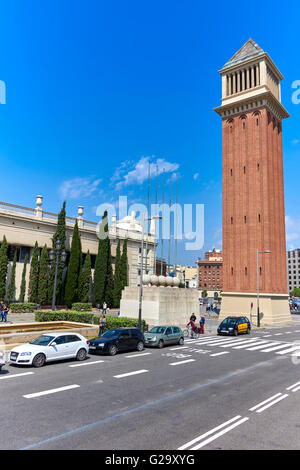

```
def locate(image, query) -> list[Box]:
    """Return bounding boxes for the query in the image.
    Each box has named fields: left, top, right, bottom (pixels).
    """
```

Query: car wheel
left=76, top=348, right=87, bottom=361
left=32, top=353, right=46, bottom=368
left=178, top=337, right=184, bottom=345
left=109, top=345, right=118, bottom=356
left=234, top=329, right=238, bottom=336
left=136, top=341, right=144, bottom=352
left=246, top=328, right=250, bottom=335
left=158, top=339, right=164, bottom=349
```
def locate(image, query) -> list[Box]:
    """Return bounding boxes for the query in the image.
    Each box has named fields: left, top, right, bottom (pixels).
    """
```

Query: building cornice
left=214, top=90, right=289, bottom=121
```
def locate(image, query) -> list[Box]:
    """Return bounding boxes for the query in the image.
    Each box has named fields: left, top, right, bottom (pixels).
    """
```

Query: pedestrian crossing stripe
left=184, top=335, right=300, bottom=357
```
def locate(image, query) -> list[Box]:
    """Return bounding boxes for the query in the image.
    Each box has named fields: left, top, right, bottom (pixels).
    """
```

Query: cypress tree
left=79, top=250, right=92, bottom=303
left=7, top=250, right=17, bottom=303
left=104, top=238, right=114, bottom=308
left=64, top=220, right=81, bottom=307
left=0, top=236, right=8, bottom=300
left=113, top=240, right=122, bottom=308
left=48, top=201, right=67, bottom=305
left=93, top=210, right=114, bottom=307
left=38, top=245, right=49, bottom=305
left=28, top=242, right=39, bottom=303
left=120, top=238, right=128, bottom=291
left=19, top=253, right=28, bottom=302
left=93, top=211, right=108, bottom=306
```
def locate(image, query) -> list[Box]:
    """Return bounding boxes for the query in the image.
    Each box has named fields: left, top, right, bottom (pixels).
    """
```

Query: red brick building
left=198, top=249, right=223, bottom=291
left=214, top=39, right=291, bottom=325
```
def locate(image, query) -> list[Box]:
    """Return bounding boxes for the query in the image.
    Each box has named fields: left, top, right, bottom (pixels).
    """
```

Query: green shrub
left=35, top=310, right=94, bottom=324
left=34, top=310, right=147, bottom=331
left=9, top=302, right=37, bottom=313
left=71, top=302, right=93, bottom=312
left=93, top=315, right=147, bottom=332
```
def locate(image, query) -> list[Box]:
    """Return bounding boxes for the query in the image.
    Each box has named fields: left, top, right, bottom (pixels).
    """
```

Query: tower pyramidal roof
left=222, top=38, right=264, bottom=69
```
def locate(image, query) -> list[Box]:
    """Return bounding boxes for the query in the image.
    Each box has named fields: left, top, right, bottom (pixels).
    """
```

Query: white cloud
left=193, top=173, right=199, bottom=181
left=59, top=177, right=102, bottom=200
left=111, top=156, right=180, bottom=190
left=292, top=139, right=300, bottom=145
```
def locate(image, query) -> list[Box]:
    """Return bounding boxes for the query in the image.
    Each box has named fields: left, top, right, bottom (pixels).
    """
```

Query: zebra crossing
left=183, top=335, right=300, bottom=358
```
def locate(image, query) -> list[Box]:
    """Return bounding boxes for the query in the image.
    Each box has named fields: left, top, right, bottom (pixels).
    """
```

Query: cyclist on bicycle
left=186, top=318, right=200, bottom=335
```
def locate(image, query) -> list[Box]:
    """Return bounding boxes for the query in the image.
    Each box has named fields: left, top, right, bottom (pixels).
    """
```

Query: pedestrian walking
left=199, top=315, right=205, bottom=334
left=98, top=313, right=106, bottom=336
left=102, top=301, right=107, bottom=314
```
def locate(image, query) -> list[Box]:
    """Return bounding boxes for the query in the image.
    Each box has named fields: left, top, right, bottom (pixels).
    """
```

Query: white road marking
left=232, top=341, right=266, bottom=349
left=169, top=359, right=196, bottom=366
left=261, top=343, right=294, bottom=352
left=254, top=394, right=289, bottom=413
left=125, top=353, right=152, bottom=358
left=0, top=372, right=34, bottom=380
left=274, top=333, right=283, bottom=336
left=219, top=338, right=260, bottom=348
left=276, top=346, right=300, bottom=355
left=191, top=417, right=249, bottom=450
left=210, top=351, right=230, bottom=357
left=249, top=393, right=282, bottom=411
left=23, top=384, right=80, bottom=399
left=113, top=370, right=148, bottom=378
left=286, top=381, right=300, bottom=391
left=245, top=342, right=279, bottom=351
left=69, top=360, right=105, bottom=367
left=262, top=335, right=273, bottom=338
left=169, top=346, right=190, bottom=350
left=178, top=415, right=243, bottom=450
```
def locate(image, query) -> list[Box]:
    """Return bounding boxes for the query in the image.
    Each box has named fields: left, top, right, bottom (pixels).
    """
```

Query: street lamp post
left=49, top=239, right=67, bottom=311
left=138, top=214, right=162, bottom=331
left=257, top=249, right=271, bottom=327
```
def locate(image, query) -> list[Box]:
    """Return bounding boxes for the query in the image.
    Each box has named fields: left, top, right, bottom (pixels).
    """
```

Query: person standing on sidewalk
left=199, top=315, right=205, bottom=334
left=98, top=313, right=106, bottom=336
left=0, top=302, right=9, bottom=323
left=102, top=301, right=107, bottom=314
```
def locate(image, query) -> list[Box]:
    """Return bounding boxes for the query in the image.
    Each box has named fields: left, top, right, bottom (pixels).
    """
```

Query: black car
left=217, top=316, right=251, bottom=336
left=88, top=328, right=145, bottom=356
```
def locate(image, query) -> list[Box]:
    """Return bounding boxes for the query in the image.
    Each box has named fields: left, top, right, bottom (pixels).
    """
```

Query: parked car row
left=1, top=316, right=251, bottom=370
left=2, top=325, right=185, bottom=368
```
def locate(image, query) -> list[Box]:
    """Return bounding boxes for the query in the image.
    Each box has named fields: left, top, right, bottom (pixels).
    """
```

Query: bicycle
left=183, top=327, right=200, bottom=339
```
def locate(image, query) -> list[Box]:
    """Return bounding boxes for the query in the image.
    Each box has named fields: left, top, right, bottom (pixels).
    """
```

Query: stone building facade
left=0, top=197, right=156, bottom=302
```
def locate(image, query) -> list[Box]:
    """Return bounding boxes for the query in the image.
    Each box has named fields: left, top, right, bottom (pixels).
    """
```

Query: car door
left=48, top=335, right=69, bottom=360
left=117, top=330, right=131, bottom=351
left=172, top=327, right=181, bottom=344
left=165, top=327, right=173, bottom=345
left=64, top=335, right=82, bottom=358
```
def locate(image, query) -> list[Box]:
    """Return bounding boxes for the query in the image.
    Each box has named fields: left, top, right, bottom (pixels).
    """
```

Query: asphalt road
left=1, top=317, right=300, bottom=450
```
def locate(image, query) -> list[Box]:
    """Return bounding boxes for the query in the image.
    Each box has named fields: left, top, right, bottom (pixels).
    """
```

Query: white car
left=0, top=349, right=6, bottom=370
left=9, top=332, right=89, bottom=367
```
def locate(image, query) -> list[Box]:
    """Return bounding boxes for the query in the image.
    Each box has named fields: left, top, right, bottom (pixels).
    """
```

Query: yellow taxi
left=217, top=316, right=251, bottom=336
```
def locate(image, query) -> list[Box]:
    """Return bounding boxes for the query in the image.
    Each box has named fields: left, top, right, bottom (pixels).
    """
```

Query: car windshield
left=30, top=335, right=55, bottom=346
left=221, top=318, right=237, bottom=327
left=102, top=329, right=120, bottom=338
left=149, top=327, right=166, bottom=334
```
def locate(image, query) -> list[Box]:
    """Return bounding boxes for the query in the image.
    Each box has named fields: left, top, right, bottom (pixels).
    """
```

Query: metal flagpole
left=175, top=173, right=178, bottom=275
left=168, top=172, right=172, bottom=275
left=153, top=164, right=158, bottom=275
left=160, top=169, right=165, bottom=276
left=145, top=162, right=150, bottom=274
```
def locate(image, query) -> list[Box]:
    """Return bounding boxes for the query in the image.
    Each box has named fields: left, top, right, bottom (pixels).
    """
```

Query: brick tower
left=215, top=39, right=291, bottom=326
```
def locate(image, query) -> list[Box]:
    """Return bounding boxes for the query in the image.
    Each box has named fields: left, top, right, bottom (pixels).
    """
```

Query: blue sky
left=0, top=0, right=300, bottom=266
